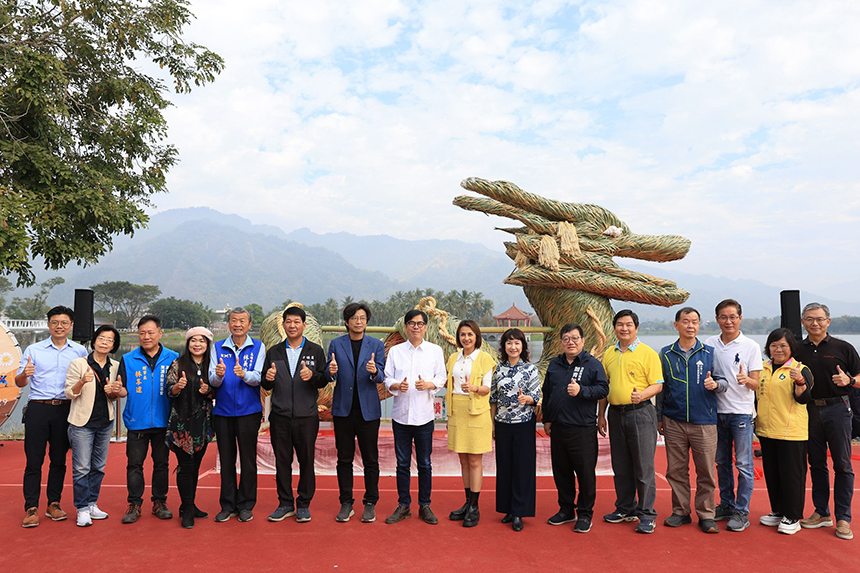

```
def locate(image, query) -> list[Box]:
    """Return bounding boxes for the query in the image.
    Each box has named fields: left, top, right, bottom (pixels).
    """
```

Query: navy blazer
left=326, top=335, right=386, bottom=420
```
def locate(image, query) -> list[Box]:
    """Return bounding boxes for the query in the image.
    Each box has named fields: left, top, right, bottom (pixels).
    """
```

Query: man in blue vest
left=325, top=302, right=386, bottom=523
left=209, top=307, right=266, bottom=523
left=120, top=315, right=179, bottom=524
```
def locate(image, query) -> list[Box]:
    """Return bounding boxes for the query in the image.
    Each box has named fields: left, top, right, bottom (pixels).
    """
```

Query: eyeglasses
left=49, top=320, right=71, bottom=327
left=561, top=336, right=582, bottom=344
left=406, top=321, right=427, bottom=328
left=802, top=317, right=829, bottom=324
left=717, top=315, right=740, bottom=322
left=349, top=316, right=367, bottom=322
left=96, top=336, right=115, bottom=343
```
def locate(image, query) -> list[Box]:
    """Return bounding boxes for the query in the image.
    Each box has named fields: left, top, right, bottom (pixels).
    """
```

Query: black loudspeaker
left=780, top=290, right=802, bottom=341
left=72, top=288, right=95, bottom=343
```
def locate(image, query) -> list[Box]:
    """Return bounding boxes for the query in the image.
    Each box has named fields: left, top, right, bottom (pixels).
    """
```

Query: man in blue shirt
left=119, top=315, right=179, bottom=524
left=16, top=305, right=87, bottom=528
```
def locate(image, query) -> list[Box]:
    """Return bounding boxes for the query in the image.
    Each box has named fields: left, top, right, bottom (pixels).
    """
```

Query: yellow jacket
left=755, top=358, right=813, bottom=441
left=446, top=349, right=496, bottom=416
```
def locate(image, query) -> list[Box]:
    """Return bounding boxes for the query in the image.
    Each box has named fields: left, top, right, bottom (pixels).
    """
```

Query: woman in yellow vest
left=446, top=320, right=496, bottom=527
left=755, top=328, right=813, bottom=535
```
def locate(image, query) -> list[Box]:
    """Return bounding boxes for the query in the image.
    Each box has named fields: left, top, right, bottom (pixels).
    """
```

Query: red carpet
left=1, top=440, right=858, bottom=572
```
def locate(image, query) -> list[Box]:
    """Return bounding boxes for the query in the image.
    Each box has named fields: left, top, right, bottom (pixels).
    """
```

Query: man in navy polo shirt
left=209, top=307, right=266, bottom=523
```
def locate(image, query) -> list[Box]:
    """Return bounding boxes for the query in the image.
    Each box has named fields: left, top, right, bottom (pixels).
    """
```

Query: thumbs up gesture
left=23, top=355, right=34, bottom=378
left=416, top=375, right=430, bottom=391
left=790, top=366, right=805, bottom=384
left=704, top=370, right=717, bottom=391
left=460, top=374, right=471, bottom=393
left=834, top=365, right=851, bottom=387
left=173, top=371, right=187, bottom=395
left=111, top=374, right=123, bottom=395
left=199, top=380, right=210, bottom=394
left=329, top=353, right=338, bottom=376
left=81, top=367, right=95, bottom=385
left=518, top=387, right=530, bottom=405
left=216, top=357, right=226, bottom=378
left=736, top=364, right=750, bottom=386
left=567, top=377, right=580, bottom=397
left=631, top=387, right=643, bottom=404
left=366, top=353, right=377, bottom=375
left=399, top=377, right=409, bottom=393
left=233, top=361, right=245, bottom=379
left=299, top=360, right=312, bottom=382
left=266, top=362, right=277, bottom=382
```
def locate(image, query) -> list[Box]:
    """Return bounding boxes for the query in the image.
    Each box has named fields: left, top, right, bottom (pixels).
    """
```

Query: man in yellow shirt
left=598, top=309, right=663, bottom=534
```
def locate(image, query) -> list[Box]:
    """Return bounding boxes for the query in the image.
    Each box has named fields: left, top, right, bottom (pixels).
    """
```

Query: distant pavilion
left=493, top=304, right=533, bottom=328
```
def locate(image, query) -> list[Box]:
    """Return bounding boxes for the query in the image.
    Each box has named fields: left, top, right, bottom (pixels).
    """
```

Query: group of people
left=13, top=299, right=859, bottom=541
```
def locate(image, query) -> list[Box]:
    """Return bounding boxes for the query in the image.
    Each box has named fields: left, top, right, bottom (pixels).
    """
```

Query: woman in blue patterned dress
left=490, top=328, right=541, bottom=531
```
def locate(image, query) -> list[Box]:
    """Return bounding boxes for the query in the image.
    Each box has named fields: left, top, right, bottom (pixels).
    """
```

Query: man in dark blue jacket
left=658, top=307, right=726, bottom=534
left=325, top=302, right=386, bottom=524
left=209, top=307, right=266, bottom=523
left=542, top=323, right=609, bottom=533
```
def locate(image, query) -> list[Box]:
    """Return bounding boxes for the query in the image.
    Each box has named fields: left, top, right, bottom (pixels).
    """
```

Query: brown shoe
left=152, top=501, right=173, bottom=520
left=122, top=503, right=142, bottom=524
left=836, top=520, right=854, bottom=540
left=22, top=507, right=39, bottom=528
left=45, top=502, right=67, bottom=521
left=801, top=512, right=833, bottom=529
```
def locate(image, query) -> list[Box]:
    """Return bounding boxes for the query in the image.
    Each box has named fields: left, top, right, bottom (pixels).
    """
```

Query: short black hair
left=138, top=315, right=161, bottom=330
left=612, top=309, right=639, bottom=328
left=404, top=309, right=428, bottom=324
left=456, top=320, right=483, bottom=349
left=560, top=323, right=584, bottom=339
left=47, top=305, right=74, bottom=322
left=499, top=328, right=529, bottom=363
left=715, top=299, right=742, bottom=317
left=343, top=302, right=372, bottom=323
left=764, top=328, right=799, bottom=360
left=91, top=325, right=121, bottom=354
left=283, top=306, right=307, bottom=322
left=674, top=307, right=700, bottom=321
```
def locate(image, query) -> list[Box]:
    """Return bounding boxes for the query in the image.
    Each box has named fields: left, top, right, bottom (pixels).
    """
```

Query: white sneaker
left=778, top=517, right=801, bottom=535
left=89, top=503, right=109, bottom=520
left=76, top=508, right=92, bottom=527
left=759, top=512, right=782, bottom=527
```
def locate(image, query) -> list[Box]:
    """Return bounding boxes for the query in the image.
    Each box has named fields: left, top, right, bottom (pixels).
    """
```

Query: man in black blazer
left=261, top=307, right=326, bottom=524
left=326, top=302, right=386, bottom=523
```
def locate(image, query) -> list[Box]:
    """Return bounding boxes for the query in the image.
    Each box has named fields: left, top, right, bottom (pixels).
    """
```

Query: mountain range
left=10, top=207, right=860, bottom=321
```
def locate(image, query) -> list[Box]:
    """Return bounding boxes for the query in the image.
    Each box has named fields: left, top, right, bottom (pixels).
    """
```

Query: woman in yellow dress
left=446, top=320, right=496, bottom=527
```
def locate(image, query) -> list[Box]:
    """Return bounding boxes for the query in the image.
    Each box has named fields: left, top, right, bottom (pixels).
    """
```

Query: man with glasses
left=795, top=302, right=860, bottom=540
left=16, top=306, right=87, bottom=527
left=383, top=309, right=446, bottom=525
left=705, top=299, right=762, bottom=532
left=119, top=315, right=179, bottom=524
left=598, top=309, right=663, bottom=534
left=326, top=303, right=386, bottom=523
left=542, top=323, right=608, bottom=533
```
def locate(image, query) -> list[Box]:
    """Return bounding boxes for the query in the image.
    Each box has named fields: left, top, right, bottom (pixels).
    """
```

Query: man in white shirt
left=704, top=299, right=762, bottom=533
left=383, top=309, right=446, bottom=525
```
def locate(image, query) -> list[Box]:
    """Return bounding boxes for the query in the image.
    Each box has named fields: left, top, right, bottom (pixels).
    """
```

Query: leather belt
left=812, top=396, right=848, bottom=407
left=610, top=401, right=651, bottom=413
left=30, top=399, right=71, bottom=405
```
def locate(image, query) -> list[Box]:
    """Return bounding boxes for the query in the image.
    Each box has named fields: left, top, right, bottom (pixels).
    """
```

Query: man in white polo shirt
left=704, top=299, right=762, bottom=532
left=382, top=309, right=447, bottom=526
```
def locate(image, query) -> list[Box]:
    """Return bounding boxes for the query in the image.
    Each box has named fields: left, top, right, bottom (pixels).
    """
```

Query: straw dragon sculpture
left=258, top=178, right=691, bottom=420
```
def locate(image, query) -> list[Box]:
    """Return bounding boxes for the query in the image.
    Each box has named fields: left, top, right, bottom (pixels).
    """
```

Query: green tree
left=0, top=276, right=13, bottom=312
left=91, top=280, right=161, bottom=329
left=4, top=276, right=64, bottom=318
left=0, top=1, right=224, bottom=286
left=243, top=303, right=265, bottom=326
left=149, top=297, right=212, bottom=329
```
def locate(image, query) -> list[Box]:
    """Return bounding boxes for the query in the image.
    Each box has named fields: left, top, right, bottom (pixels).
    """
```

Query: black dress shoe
left=449, top=501, right=469, bottom=521
left=501, top=513, right=513, bottom=524
left=512, top=516, right=523, bottom=531
left=463, top=505, right=480, bottom=528
left=181, top=512, right=194, bottom=529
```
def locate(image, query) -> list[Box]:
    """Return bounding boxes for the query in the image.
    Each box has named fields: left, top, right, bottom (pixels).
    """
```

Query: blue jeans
left=392, top=420, right=433, bottom=507
left=68, top=422, right=113, bottom=509
left=715, top=413, right=754, bottom=514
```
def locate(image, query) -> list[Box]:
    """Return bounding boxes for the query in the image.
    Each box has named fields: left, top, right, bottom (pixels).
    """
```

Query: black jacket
left=261, top=338, right=327, bottom=418
left=542, top=352, right=609, bottom=427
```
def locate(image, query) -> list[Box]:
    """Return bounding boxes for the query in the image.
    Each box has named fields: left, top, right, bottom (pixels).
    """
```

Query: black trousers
left=333, top=409, right=380, bottom=505
left=126, top=428, right=170, bottom=505
left=269, top=413, right=319, bottom=509
left=23, top=401, right=71, bottom=510
left=495, top=420, right=536, bottom=517
left=170, top=444, right=207, bottom=510
left=759, top=436, right=807, bottom=521
left=213, top=413, right=259, bottom=512
left=550, top=423, right=598, bottom=519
